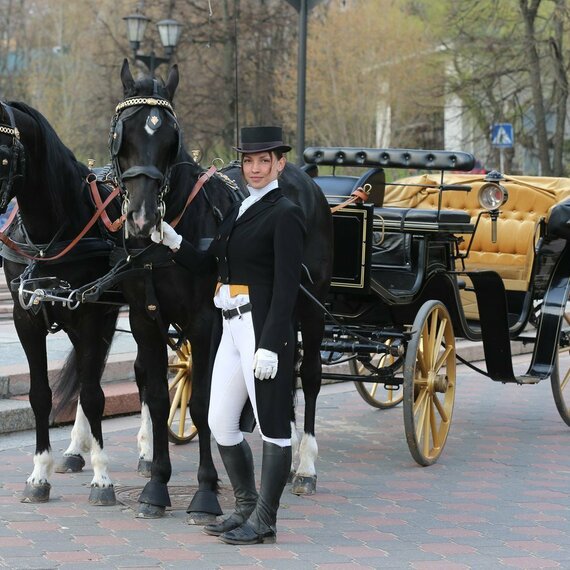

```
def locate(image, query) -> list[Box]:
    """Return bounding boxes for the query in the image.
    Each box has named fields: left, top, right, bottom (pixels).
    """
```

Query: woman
left=151, top=126, right=305, bottom=545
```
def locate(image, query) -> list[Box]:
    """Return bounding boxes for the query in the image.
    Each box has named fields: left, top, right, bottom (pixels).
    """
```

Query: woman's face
left=242, top=151, right=286, bottom=189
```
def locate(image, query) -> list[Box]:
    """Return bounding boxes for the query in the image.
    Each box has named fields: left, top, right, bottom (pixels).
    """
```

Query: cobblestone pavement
left=1, top=354, right=570, bottom=569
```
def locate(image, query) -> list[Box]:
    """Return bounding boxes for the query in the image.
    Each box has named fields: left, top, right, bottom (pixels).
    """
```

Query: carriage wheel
left=350, top=346, right=403, bottom=409
left=551, top=311, right=570, bottom=426
left=167, top=340, right=198, bottom=445
left=403, top=300, right=456, bottom=466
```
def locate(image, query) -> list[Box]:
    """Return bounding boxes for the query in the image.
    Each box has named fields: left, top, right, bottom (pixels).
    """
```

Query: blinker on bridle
left=109, top=94, right=180, bottom=237
left=0, top=101, right=26, bottom=211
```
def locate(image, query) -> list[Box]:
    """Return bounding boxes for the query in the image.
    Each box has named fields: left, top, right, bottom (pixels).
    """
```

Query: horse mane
left=124, top=76, right=172, bottom=101
left=8, top=100, right=89, bottom=226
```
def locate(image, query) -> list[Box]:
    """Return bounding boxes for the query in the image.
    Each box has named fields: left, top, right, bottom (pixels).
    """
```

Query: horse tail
left=52, top=348, right=81, bottom=421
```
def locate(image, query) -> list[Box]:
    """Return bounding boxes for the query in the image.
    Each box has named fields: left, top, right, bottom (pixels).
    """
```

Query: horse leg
left=72, top=313, right=117, bottom=506
left=185, top=332, right=221, bottom=525
left=291, top=313, right=323, bottom=496
left=130, top=318, right=172, bottom=519
left=15, top=313, right=53, bottom=503
left=137, top=398, right=153, bottom=478
left=54, top=402, right=89, bottom=473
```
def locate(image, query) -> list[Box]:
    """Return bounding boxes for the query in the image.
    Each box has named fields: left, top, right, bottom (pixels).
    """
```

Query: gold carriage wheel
left=350, top=344, right=403, bottom=409
left=403, top=300, right=456, bottom=466
left=167, top=340, right=198, bottom=445
left=551, top=310, right=570, bottom=427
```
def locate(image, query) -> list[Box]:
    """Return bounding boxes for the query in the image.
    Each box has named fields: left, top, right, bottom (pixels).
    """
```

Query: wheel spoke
left=418, top=334, right=428, bottom=376
left=178, top=376, right=191, bottom=437
left=431, top=316, right=446, bottom=363
left=168, top=374, right=185, bottom=424
left=168, top=369, right=185, bottom=392
left=432, top=393, right=448, bottom=423
left=434, top=344, right=453, bottom=375
left=415, top=389, right=429, bottom=442
left=429, top=398, right=440, bottom=450
left=422, top=398, right=431, bottom=457
left=413, top=384, right=428, bottom=416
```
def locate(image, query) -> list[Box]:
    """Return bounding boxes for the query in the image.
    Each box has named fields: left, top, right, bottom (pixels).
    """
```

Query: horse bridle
left=109, top=89, right=181, bottom=234
left=0, top=101, right=26, bottom=211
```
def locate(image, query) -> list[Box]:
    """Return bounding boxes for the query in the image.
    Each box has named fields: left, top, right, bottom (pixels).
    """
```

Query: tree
left=442, top=0, right=569, bottom=175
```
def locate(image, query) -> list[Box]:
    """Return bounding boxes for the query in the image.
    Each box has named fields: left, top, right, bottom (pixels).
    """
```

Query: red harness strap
left=170, top=165, right=217, bottom=228
left=330, top=183, right=371, bottom=213
left=0, top=184, right=122, bottom=262
left=87, top=174, right=125, bottom=232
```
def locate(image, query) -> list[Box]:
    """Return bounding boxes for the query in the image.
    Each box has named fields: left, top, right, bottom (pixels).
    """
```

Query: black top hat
left=234, top=126, right=292, bottom=153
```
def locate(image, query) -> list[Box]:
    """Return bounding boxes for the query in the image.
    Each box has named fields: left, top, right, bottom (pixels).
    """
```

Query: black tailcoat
left=175, top=188, right=305, bottom=438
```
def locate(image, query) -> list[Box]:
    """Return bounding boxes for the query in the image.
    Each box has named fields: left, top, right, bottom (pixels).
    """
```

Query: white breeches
left=208, top=310, right=290, bottom=448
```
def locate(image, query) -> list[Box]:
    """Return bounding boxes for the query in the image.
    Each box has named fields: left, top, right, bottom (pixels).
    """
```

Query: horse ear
left=120, top=58, right=135, bottom=95
left=165, top=65, right=179, bottom=101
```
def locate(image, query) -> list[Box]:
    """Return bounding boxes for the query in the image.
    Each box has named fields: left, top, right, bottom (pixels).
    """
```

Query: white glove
left=253, top=348, right=279, bottom=380
left=150, top=221, right=182, bottom=251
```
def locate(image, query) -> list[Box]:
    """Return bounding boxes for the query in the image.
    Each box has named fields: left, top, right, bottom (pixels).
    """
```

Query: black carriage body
left=307, top=146, right=570, bottom=389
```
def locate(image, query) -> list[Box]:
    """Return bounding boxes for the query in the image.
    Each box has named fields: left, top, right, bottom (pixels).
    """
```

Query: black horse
left=0, top=101, right=120, bottom=505
left=114, top=59, right=332, bottom=516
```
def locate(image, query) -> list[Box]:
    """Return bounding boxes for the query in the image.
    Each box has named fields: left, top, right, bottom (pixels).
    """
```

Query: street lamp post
left=123, top=12, right=183, bottom=76
left=285, top=0, right=324, bottom=165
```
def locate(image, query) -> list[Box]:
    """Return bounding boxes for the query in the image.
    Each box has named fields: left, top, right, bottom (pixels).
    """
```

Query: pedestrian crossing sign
left=491, top=123, right=514, bottom=148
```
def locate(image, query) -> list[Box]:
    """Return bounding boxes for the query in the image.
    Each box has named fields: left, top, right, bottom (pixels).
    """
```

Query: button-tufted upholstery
left=384, top=173, right=570, bottom=318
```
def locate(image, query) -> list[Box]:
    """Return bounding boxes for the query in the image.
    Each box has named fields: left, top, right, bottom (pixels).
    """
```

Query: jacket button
left=215, top=256, right=219, bottom=261
left=284, top=342, right=288, bottom=346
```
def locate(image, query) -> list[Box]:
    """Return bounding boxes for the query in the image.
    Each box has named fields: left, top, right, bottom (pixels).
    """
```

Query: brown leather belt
left=221, top=302, right=252, bottom=320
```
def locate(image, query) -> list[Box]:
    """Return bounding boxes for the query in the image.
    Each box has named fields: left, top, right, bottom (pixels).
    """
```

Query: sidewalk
left=1, top=358, right=569, bottom=569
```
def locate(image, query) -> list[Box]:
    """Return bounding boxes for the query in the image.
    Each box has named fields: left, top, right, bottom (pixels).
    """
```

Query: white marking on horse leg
left=27, top=450, right=54, bottom=485
left=131, top=200, right=148, bottom=231
left=90, top=439, right=113, bottom=488
left=137, top=402, right=153, bottom=462
left=296, top=433, right=318, bottom=477
left=290, top=421, right=300, bottom=470
left=63, top=401, right=92, bottom=455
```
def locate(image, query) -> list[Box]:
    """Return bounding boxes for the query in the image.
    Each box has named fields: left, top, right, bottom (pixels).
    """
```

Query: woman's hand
left=253, top=348, right=279, bottom=380
left=151, top=221, right=182, bottom=251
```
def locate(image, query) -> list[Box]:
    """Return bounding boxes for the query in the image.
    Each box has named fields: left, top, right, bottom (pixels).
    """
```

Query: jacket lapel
left=234, top=188, right=281, bottom=226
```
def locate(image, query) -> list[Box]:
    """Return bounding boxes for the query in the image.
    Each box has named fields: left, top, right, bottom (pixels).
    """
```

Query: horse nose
left=127, top=200, right=157, bottom=236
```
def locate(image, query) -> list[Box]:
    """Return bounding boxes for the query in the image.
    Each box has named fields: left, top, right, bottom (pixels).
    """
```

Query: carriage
left=299, top=146, right=570, bottom=466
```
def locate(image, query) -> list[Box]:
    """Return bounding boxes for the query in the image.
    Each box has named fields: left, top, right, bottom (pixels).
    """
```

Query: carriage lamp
left=478, top=171, right=508, bottom=243
left=123, top=12, right=182, bottom=75
left=478, top=171, right=508, bottom=211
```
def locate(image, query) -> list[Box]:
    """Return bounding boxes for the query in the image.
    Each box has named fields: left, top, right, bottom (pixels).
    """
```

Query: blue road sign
left=491, top=123, right=514, bottom=148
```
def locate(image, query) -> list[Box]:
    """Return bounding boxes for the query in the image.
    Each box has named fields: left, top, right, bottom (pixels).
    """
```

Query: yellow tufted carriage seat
left=384, top=173, right=570, bottom=319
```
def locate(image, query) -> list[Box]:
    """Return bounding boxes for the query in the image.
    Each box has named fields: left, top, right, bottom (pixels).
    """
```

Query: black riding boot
left=203, top=440, right=258, bottom=536
left=220, top=442, right=292, bottom=545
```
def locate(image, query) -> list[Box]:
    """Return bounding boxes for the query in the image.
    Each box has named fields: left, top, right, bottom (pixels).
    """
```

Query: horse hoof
left=137, top=502, right=166, bottom=519
left=186, top=512, right=217, bottom=526
left=89, top=485, right=116, bottom=506
left=137, top=459, right=152, bottom=478
left=21, top=482, right=51, bottom=503
left=291, top=475, right=317, bottom=496
left=54, top=454, right=86, bottom=473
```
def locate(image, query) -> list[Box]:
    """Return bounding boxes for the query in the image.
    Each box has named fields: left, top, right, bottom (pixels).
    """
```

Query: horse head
left=0, top=102, right=26, bottom=213
left=112, top=59, right=180, bottom=237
